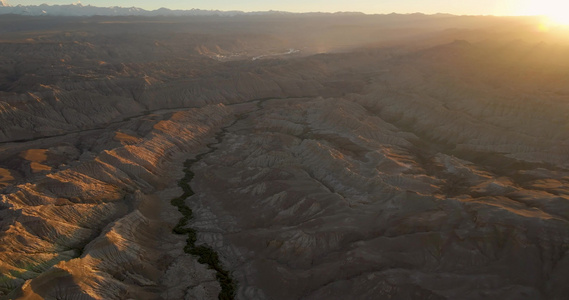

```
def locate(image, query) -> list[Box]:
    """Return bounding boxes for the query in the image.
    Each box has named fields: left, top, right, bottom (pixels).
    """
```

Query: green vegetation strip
left=171, top=157, right=236, bottom=300
left=169, top=101, right=286, bottom=299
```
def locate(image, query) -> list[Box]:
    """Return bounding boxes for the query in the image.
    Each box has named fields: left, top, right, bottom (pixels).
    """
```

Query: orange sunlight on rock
left=0, top=168, right=14, bottom=187
left=30, top=162, right=52, bottom=173
left=20, top=149, right=48, bottom=163
left=114, top=131, right=142, bottom=145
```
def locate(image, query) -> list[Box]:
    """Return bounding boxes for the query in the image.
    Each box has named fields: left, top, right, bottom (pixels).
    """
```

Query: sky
left=2, top=0, right=558, bottom=16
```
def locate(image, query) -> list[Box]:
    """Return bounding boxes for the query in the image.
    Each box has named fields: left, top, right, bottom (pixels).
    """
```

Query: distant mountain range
left=0, top=2, right=365, bottom=16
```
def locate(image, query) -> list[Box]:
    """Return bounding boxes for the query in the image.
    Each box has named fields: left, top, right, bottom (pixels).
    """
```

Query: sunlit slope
left=1, top=14, right=569, bottom=300
left=188, top=43, right=569, bottom=299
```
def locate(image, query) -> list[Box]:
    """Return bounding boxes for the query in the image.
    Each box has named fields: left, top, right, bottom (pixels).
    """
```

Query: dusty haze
left=1, top=12, right=569, bottom=300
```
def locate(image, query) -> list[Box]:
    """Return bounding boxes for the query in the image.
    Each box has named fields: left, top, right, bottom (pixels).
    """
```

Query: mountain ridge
left=0, top=3, right=460, bottom=17
left=0, top=3, right=355, bottom=16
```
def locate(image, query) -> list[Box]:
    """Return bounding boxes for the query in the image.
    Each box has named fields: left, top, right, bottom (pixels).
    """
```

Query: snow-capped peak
left=0, top=0, right=10, bottom=7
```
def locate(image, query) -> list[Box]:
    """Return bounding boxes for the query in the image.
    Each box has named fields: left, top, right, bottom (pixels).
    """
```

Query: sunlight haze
left=3, top=0, right=569, bottom=298
left=5, top=0, right=568, bottom=16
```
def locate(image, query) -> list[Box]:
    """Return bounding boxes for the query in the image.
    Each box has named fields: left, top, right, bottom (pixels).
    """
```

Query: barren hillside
left=1, top=13, right=569, bottom=300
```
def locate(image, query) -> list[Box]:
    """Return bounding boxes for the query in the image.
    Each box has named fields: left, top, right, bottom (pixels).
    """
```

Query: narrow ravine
left=170, top=118, right=240, bottom=300
left=169, top=97, right=303, bottom=299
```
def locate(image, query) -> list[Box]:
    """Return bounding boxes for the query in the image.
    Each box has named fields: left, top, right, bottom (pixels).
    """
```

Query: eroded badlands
left=1, top=14, right=569, bottom=300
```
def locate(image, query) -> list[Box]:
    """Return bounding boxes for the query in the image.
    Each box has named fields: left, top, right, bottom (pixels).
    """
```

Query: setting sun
left=5, top=1, right=569, bottom=300
left=519, top=0, right=569, bottom=25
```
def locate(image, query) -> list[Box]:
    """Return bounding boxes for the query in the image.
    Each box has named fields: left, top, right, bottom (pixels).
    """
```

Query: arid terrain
left=1, top=12, right=569, bottom=300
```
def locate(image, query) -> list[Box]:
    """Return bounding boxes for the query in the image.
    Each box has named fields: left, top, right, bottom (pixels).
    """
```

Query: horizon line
left=0, top=3, right=550, bottom=18
left=0, top=2, right=552, bottom=18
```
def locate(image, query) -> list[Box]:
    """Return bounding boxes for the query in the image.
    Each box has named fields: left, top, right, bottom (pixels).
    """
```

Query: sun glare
left=519, top=0, right=569, bottom=26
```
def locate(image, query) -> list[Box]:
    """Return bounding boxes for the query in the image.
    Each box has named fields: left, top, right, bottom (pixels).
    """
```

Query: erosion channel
left=170, top=99, right=271, bottom=299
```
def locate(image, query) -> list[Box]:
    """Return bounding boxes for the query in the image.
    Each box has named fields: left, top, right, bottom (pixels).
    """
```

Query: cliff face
left=1, top=14, right=569, bottom=300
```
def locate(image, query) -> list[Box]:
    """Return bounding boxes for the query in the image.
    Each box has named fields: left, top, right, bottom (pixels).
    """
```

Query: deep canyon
left=1, top=12, right=569, bottom=299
